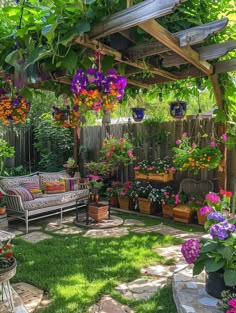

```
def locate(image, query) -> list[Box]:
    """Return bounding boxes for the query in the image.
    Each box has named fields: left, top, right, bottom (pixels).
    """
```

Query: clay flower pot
left=88, top=203, right=108, bottom=222
left=0, top=207, right=6, bottom=215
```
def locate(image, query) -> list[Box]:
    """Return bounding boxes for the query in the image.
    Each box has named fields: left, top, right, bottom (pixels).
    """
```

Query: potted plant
left=134, top=156, right=175, bottom=182
left=172, top=193, right=192, bottom=223
left=161, top=188, right=179, bottom=218
left=187, top=194, right=205, bottom=225
left=118, top=181, right=135, bottom=210
left=106, top=181, right=123, bottom=207
left=172, top=132, right=222, bottom=174
left=63, top=157, right=78, bottom=177
left=181, top=189, right=236, bottom=299
left=88, top=177, right=107, bottom=223
left=0, top=191, right=6, bottom=215
left=0, top=241, right=16, bottom=281
left=0, top=139, right=15, bottom=176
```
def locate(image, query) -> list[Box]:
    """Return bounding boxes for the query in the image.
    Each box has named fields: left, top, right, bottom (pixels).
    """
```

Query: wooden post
left=73, top=119, right=80, bottom=165
left=209, top=74, right=227, bottom=190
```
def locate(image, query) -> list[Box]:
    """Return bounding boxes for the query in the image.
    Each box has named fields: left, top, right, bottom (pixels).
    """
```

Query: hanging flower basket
left=71, top=68, right=127, bottom=113
left=0, top=88, right=31, bottom=125
left=52, top=104, right=80, bottom=128
left=169, top=101, right=187, bottom=119
left=132, top=108, right=145, bottom=122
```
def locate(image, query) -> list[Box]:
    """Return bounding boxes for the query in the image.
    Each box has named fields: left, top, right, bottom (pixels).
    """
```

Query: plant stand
left=173, top=205, right=194, bottom=223
left=138, top=198, right=155, bottom=215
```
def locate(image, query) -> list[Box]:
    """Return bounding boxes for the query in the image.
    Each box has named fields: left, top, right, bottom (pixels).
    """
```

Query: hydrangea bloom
left=207, top=212, right=226, bottom=222
left=199, top=206, right=214, bottom=216
left=181, top=239, right=200, bottom=264
left=210, top=221, right=236, bottom=240
left=206, top=193, right=220, bottom=204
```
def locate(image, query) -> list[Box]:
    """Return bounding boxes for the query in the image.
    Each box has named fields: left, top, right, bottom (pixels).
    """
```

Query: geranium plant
left=118, top=181, right=134, bottom=198
left=134, top=156, right=175, bottom=175
left=0, top=88, right=31, bottom=125
left=161, top=190, right=186, bottom=206
left=71, top=68, right=127, bottom=113
left=181, top=189, right=236, bottom=287
left=0, top=241, right=14, bottom=270
left=106, top=181, right=123, bottom=199
left=172, top=132, right=223, bottom=174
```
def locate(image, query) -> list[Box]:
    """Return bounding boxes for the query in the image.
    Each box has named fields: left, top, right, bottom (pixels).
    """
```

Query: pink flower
left=89, top=174, right=100, bottom=181
left=162, top=201, right=166, bottom=205
left=169, top=167, right=176, bottom=172
left=222, top=133, right=228, bottom=140
left=106, top=151, right=111, bottom=157
left=182, top=132, right=187, bottom=137
left=210, top=141, right=216, bottom=147
left=192, top=143, right=197, bottom=148
left=181, top=239, right=200, bottom=264
left=119, top=138, right=124, bottom=143
left=226, top=309, right=236, bottom=313
left=134, top=166, right=140, bottom=171
left=199, top=206, right=214, bottom=216
left=206, top=193, right=220, bottom=204
left=176, top=140, right=181, bottom=145
left=228, top=299, right=236, bottom=308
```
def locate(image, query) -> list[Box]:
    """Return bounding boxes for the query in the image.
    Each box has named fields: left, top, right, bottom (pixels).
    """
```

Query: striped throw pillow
left=60, top=177, right=78, bottom=191
left=44, top=181, right=66, bottom=194
left=7, top=187, right=33, bottom=201
left=21, top=181, right=42, bottom=198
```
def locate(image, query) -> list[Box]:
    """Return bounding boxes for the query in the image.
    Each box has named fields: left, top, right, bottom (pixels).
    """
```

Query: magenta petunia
left=206, top=193, right=220, bottom=204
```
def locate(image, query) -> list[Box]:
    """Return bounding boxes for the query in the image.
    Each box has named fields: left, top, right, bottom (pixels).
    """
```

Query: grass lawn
left=12, top=216, right=185, bottom=313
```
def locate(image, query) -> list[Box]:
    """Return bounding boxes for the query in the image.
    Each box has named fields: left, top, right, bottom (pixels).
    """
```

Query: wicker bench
left=0, top=172, right=90, bottom=233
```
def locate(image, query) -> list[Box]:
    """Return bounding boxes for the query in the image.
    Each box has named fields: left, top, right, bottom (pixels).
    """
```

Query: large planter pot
left=109, top=196, right=119, bottom=208
left=0, top=206, right=6, bottom=215
left=88, top=203, right=108, bottom=223
left=0, top=257, right=17, bottom=283
left=173, top=204, right=194, bottom=223
left=162, top=204, right=175, bottom=218
left=138, top=198, right=155, bottom=215
left=197, top=210, right=207, bottom=225
left=205, top=270, right=236, bottom=299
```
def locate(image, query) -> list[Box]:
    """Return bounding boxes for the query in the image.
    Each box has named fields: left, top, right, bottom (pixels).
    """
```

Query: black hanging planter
left=169, top=101, right=187, bottom=119
left=132, top=108, right=145, bottom=122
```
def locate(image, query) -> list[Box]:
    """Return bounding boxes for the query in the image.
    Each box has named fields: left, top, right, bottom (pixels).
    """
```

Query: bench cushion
left=23, top=189, right=89, bottom=211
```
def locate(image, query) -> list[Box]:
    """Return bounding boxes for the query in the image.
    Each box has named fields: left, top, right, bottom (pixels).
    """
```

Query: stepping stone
left=0, top=285, right=27, bottom=313
left=84, top=227, right=129, bottom=238
left=89, top=295, right=134, bottom=313
left=54, top=226, right=83, bottom=235
left=45, top=222, right=66, bottom=231
left=21, top=231, right=52, bottom=243
left=154, top=245, right=183, bottom=261
left=123, top=219, right=145, bottom=226
left=12, top=282, right=44, bottom=313
left=7, top=228, right=24, bottom=236
left=17, top=225, right=42, bottom=232
left=115, top=277, right=168, bottom=300
left=141, top=264, right=176, bottom=278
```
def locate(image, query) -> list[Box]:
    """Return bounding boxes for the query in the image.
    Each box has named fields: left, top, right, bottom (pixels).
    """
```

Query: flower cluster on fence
left=71, top=68, right=127, bottom=113
left=0, top=89, right=31, bottom=125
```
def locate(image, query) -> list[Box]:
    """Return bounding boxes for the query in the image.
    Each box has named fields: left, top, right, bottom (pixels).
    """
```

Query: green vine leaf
left=5, top=50, right=19, bottom=67
left=25, top=47, right=52, bottom=69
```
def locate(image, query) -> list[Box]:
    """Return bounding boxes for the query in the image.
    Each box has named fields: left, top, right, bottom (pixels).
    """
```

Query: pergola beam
left=89, top=0, right=186, bottom=39
left=162, top=40, right=236, bottom=67
left=139, top=19, right=213, bottom=75
left=126, top=18, right=228, bottom=59
left=74, top=35, right=177, bottom=80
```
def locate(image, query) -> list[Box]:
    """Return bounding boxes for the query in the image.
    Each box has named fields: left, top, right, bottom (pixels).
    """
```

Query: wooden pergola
left=1, top=0, right=235, bottom=188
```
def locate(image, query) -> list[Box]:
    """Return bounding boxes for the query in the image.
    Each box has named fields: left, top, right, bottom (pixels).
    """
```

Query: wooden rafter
left=74, top=35, right=177, bottom=80
left=162, top=40, right=236, bottom=67
left=89, top=0, right=186, bottom=39
left=126, top=18, right=228, bottom=59
left=139, top=19, right=213, bottom=75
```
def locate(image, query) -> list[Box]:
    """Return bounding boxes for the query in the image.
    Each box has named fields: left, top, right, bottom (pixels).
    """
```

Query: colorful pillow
left=21, top=181, right=43, bottom=198
left=60, top=177, right=78, bottom=191
left=7, top=187, right=33, bottom=201
left=44, top=181, right=66, bottom=194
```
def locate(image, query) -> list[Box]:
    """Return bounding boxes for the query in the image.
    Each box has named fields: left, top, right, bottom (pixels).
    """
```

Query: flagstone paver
left=123, top=219, right=145, bottom=226
left=45, top=222, right=65, bottom=231
left=20, top=231, right=52, bottom=243
left=115, top=277, right=168, bottom=300
left=12, top=283, right=44, bottom=313
left=54, top=226, right=83, bottom=235
left=0, top=287, right=27, bottom=313
left=6, top=228, right=24, bottom=236
left=84, top=227, right=129, bottom=238
left=74, top=214, right=123, bottom=229
left=89, top=295, right=134, bottom=313
left=141, top=264, right=176, bottom=278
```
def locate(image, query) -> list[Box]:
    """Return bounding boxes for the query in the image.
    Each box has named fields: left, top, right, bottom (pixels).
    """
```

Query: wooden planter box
left=109, top=196, right=119, bottom=208
left=138, top=197, right=155, bottom=215
left=197, top=210, right=207, bottom=225
left=162, top=204, right=175, bottom=218
left=118, top=197, right=130, bottom=210
left=173, top=204, right=194, bottom=223
left=135, top=172, right=173, bottom=182
left=88, top=203, right=108, bottom=223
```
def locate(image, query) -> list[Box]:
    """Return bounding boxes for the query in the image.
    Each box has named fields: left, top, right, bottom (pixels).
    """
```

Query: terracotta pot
left=162, top=204, right=175, bottom=218
left=109, top=196, right=119, bottom=207
left=173, top=204, right=194, bottom=223
left=0, top=207, right=6, bottom=215
left=138, top=197, right=155, bottom=215
left=118, top=197, right=130, bottom=210
left=88, top=203, right=108, bottom=223
left=197, top=210, right=207, bottom=225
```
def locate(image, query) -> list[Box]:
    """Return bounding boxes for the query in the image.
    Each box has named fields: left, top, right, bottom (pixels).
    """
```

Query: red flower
left=4, top=244, right=11, bottom=250
left=226, top=191, right=232, bottom=197
left=5, top=252, right=13, bottom=258
left=0, top=248, right=2, bottom=253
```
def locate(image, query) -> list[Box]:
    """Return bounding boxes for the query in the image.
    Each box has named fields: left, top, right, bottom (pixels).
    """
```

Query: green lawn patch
left=13, top=230, right=180, bottom=313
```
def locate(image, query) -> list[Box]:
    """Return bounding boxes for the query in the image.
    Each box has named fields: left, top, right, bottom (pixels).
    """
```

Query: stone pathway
left=20, top=231, right=52, bottom=243
left=89, top=295, right=134, bottom=313
left=74, top=214, right=124, bottom=229
left=84, top=227, right=129, bottom=238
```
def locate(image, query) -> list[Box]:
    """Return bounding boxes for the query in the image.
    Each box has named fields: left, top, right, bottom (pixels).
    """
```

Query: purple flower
left=199, top=206, right=213, bottom=216
left=207, top=212, right=225, bottom=222
left=210, top=221, right=236, bottom=240
left=206, top=193, right=220, bottom=204
left=181, top=239, right=200, bottom=264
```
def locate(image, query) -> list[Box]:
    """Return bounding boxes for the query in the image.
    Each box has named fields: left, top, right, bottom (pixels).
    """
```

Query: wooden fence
left=80, top=119, right=236, bottom=193
left=2, top=118, right=236, bottom=193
